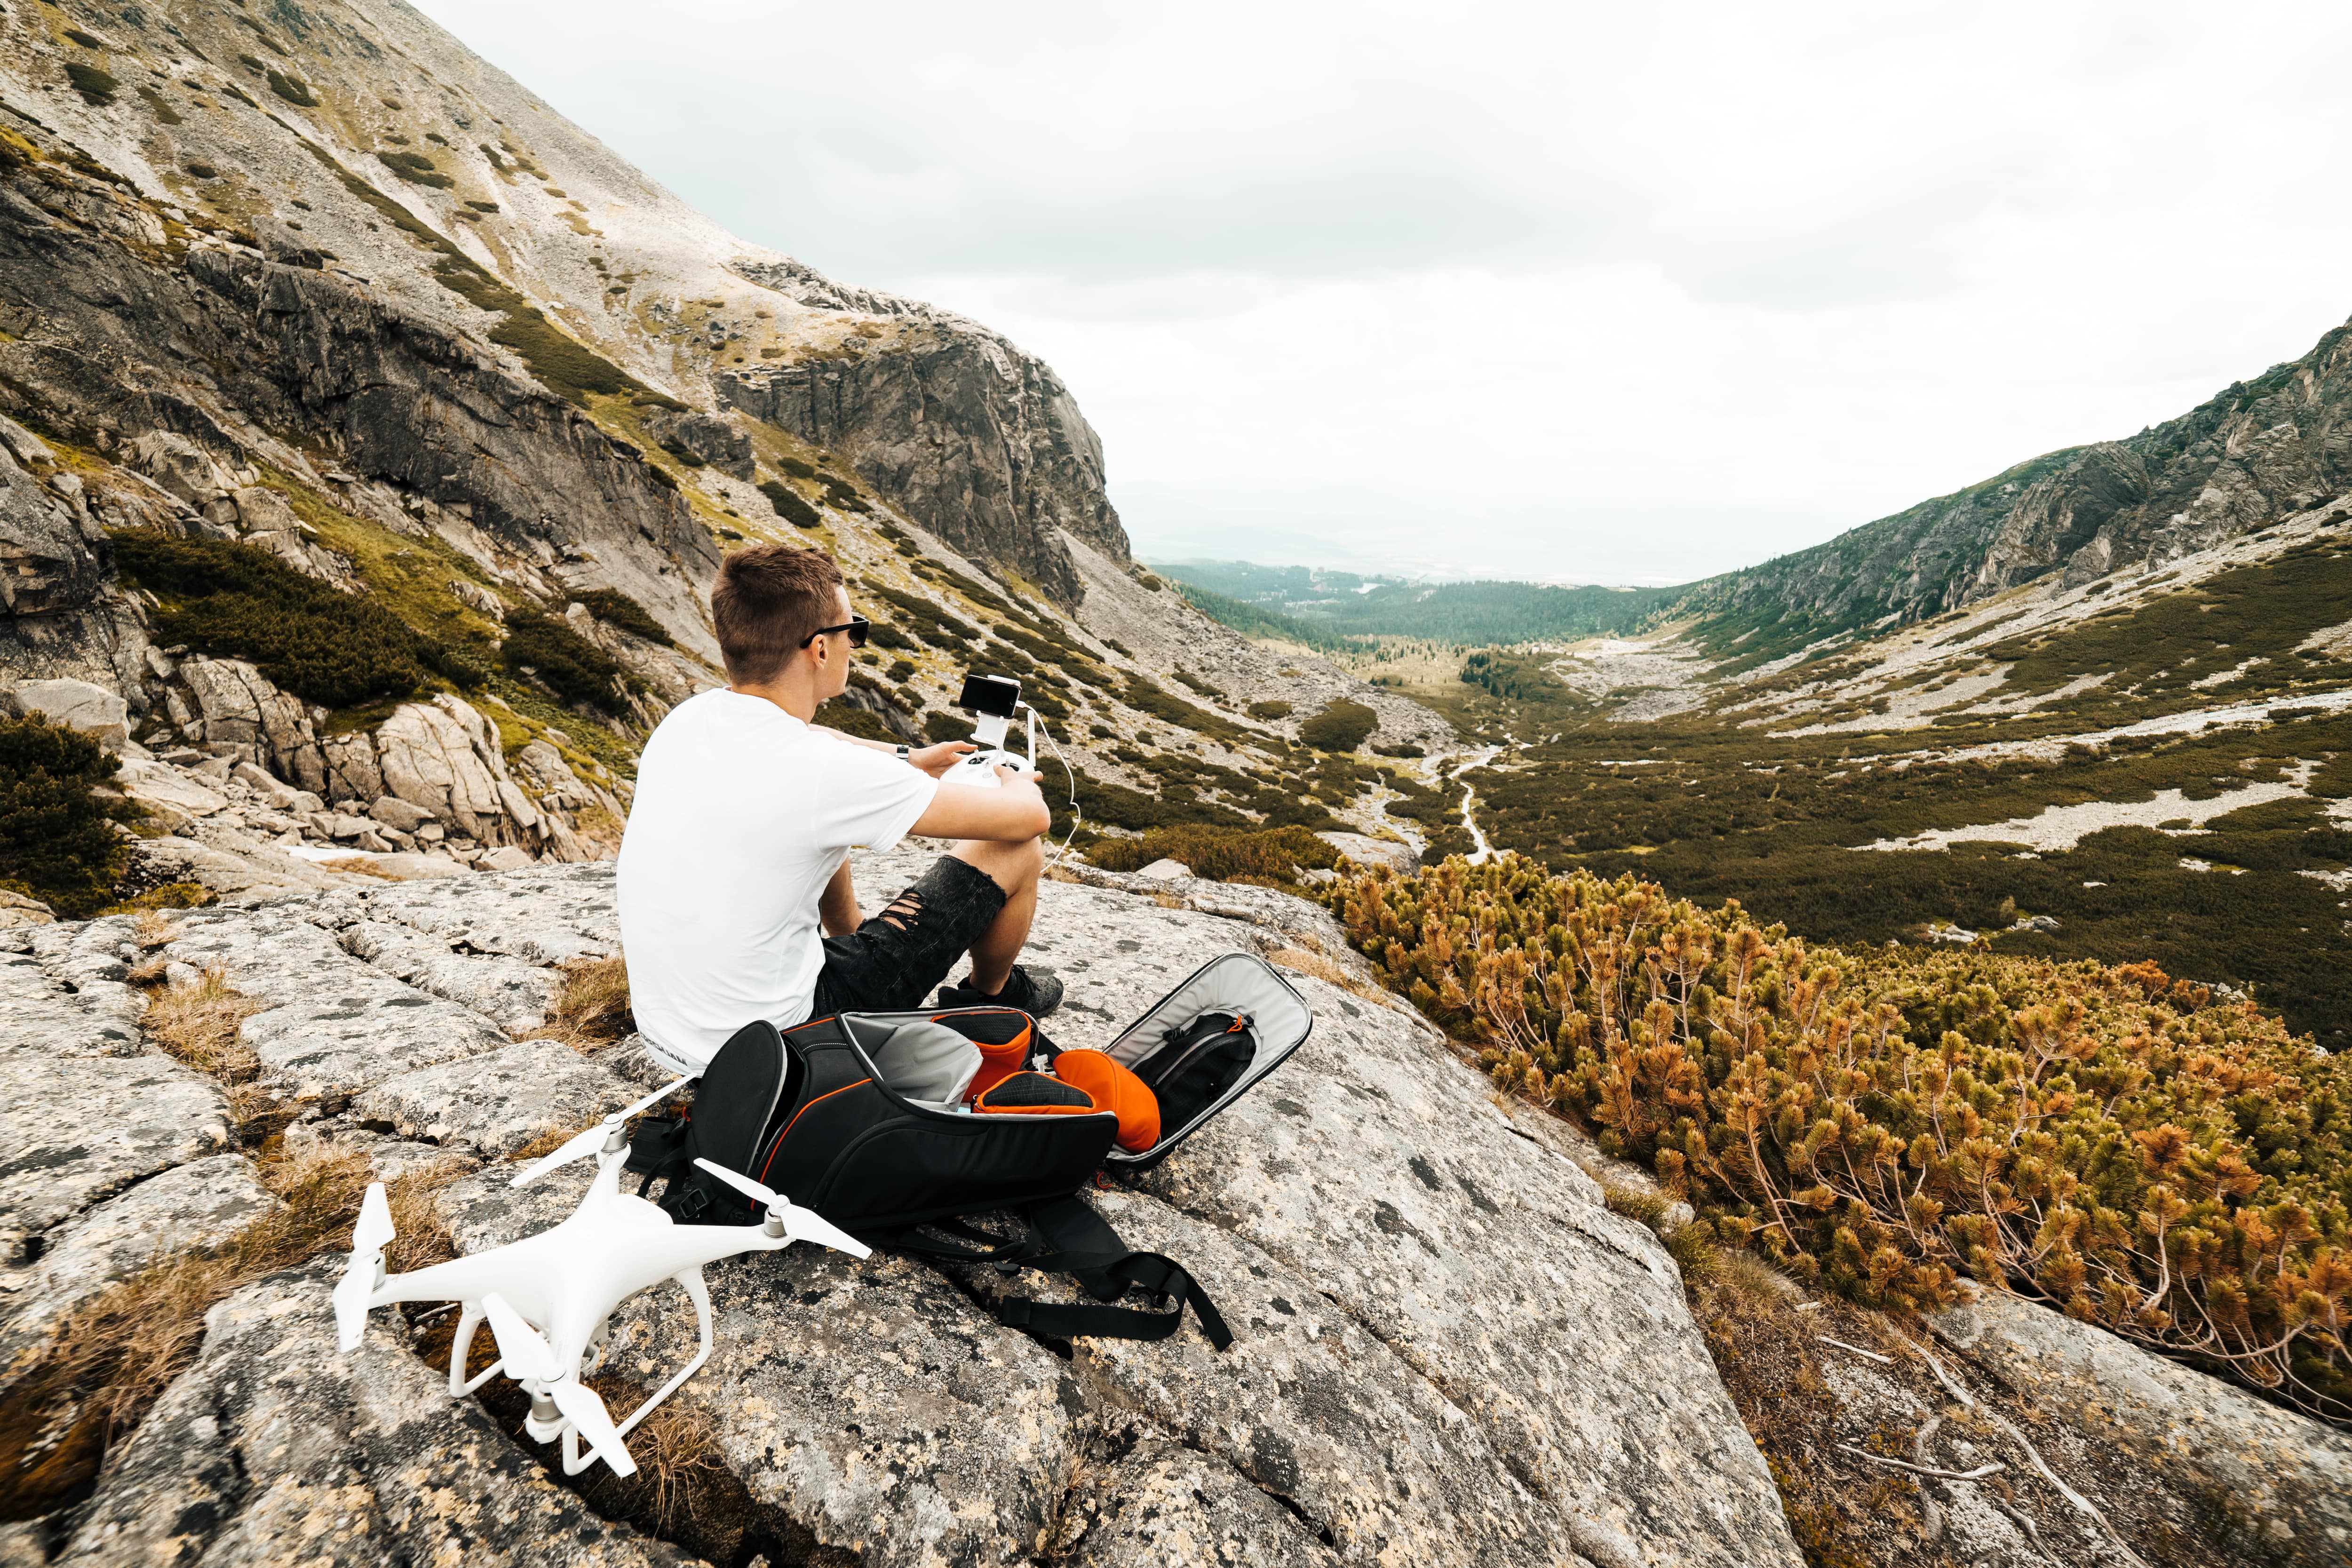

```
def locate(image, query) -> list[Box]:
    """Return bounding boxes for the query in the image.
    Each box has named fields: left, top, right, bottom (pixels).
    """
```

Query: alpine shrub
left=1089, top=824, right=1340, bottom=885
left=1328, top=853, right=2352, bottom=1420
left=111, top=533, right=437, bottom=708
left=758, top=480, right=822, bottom=529
left=1299, top=699, right=1377, bottom=753
left=501, top=607, right=638, bottom=714
left=573, top=589, right=674, bottom=647
left=0, top=717, right=135, bottom=918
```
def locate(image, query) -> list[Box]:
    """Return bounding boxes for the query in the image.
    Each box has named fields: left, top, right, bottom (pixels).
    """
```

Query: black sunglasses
left=801, top=615, right=869, bottom=649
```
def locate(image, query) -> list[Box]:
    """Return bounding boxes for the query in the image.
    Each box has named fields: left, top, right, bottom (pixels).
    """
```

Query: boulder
left=321, top=730, right=386, bottom=805
left=1930, top=1290, right=2352, bottom=1561
left=367, top=851, right=469, bottom=880
left=116, top=759, right=228, bottom=817
left=477, top=844, right=534, bottom=871
left=1, top=678, right=127, bottom=748
left=1319, top=830, right=1420, bottom=875
left=0, top=890, right=53, bottom=930
left=1135, top=857, right=1192, bottom=880
left=175, top=658, right=326, bottom=791
left=0, top=446, right=103, bottom=616
left=121, top=430, right=235, bottom=505
left=374, top=695, right=514, bottom=841
left=367, top=795, right=434, bottom=833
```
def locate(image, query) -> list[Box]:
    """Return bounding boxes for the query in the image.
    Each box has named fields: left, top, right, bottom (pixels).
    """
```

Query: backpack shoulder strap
left=877, top=1194, right=1232, bottom=1350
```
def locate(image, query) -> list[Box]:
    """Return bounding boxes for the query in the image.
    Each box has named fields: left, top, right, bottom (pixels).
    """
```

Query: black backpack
left=627, top=953, right=1313, bottom=1348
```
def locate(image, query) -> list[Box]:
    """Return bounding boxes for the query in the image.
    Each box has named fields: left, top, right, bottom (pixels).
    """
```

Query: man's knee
left=951, top=835, right=1043, bottom=895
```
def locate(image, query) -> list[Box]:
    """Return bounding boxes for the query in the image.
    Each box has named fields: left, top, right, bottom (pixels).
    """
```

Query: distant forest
left=1151, top=559, right=1681, bottom=646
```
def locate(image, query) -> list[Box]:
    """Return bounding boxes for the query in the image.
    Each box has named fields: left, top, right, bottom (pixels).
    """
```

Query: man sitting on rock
left=619, top=543, right=1061, bottom=1074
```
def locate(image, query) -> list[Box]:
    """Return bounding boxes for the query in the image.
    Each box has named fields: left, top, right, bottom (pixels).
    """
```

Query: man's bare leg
left=948, top=835, right=1044, bottom=994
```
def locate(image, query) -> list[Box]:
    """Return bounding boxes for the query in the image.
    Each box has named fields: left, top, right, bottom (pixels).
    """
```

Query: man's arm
left=819, top=860, right=860, bottom=938
left=910, top=766, right=1050, bottom=842
left=814, top=727, right=977, bottom=779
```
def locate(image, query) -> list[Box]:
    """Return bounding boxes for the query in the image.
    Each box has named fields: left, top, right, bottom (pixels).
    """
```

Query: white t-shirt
left=618, top=690, right=939, bottom=1072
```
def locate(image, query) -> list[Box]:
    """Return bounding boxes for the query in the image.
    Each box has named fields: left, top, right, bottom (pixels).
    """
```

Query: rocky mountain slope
left=9, top=851, right=2346, bottom=1566
left=0, top=850, right=1807, bottom=1568
left=1674, top=315, right=2352, bottom=656
left=0, top=0, right=1453, bottom=911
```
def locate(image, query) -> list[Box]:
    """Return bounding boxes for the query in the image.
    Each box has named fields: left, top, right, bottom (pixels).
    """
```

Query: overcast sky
left=418, top=0, right=2352, bottom=585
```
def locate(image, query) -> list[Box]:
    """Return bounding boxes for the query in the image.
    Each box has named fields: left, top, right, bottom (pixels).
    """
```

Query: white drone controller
left=947, top=672, right=1035, bottom=789
left=330, top=1078, right=870, bottom=1478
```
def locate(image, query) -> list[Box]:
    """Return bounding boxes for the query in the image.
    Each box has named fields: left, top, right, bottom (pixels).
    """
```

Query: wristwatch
left=895, top=743, right=910, bottom=763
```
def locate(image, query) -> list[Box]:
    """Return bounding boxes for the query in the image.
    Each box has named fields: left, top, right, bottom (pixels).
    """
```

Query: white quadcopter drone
left=331, top=1079, right=870, bottom=1477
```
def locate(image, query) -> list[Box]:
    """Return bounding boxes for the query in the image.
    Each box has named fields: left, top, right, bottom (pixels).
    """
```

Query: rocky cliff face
left=716, top=303, right=1129, bottom=603
left=1678, top=317, right=2352, bottom=646
left=0, top=0, right=1127, bottom=606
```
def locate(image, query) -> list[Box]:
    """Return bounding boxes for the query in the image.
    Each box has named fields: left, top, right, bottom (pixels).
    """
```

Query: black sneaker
left=936, top=963, right=1065, bottom=1018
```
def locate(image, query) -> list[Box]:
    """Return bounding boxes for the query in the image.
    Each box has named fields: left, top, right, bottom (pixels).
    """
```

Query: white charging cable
left=1019, top=701, right=1084, bottom=870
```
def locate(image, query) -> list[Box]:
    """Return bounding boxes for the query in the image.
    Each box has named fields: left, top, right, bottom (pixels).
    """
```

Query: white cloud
left=419, top=0, right=2352, bottom=581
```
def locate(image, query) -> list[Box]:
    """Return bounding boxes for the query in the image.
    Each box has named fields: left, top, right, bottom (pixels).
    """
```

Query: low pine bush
left=1327, top=853, right=2352, bottom=1420
left=574, top=589, right=674, bottom=647
left=0, top=716, right=136, bottom=917
left=1089, top=823, right=1340, bottom=885
left=1299, top=698, right=1377, bottom=753
left=501, top=606, right=640, bottom=715
left=112, top=532, right=479, bottom=707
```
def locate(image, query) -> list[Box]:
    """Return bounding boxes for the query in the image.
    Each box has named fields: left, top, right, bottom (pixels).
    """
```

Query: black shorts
left=809, top=855, right=1008, bottom=1017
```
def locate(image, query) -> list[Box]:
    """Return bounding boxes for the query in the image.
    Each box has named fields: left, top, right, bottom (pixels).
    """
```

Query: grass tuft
left=531, top=954, right=635, bottom=1051
left=0, top=1146, right=467, bottom=1520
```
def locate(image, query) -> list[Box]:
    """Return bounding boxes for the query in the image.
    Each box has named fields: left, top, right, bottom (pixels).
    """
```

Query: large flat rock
left=0, top=1045, right=230, bottom=1267
left=354, top=1040, right=628, bottom=1158
left=59, top=1267, right=687, bottom=1568
left=7, top=858, right=1812, bottom=1568
left=163, top=904, right=511, bottom=1104
left=0, top=1154, right=276, bottom=1375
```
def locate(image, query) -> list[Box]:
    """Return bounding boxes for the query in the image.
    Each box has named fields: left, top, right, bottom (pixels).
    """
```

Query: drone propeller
left=691, top=1159, right=872, bottom=1258
left=481, top=1292, right=561, bottom=1380
left=332, top=1183, right=397, bottom=1353
left=510, top=1076, right=690, bottom=1189
left=482, top=1294, right=637, bottom=1477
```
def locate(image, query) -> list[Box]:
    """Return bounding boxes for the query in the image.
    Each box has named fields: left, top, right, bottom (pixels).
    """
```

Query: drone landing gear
left=453, top=1268, right=717, bottom=1475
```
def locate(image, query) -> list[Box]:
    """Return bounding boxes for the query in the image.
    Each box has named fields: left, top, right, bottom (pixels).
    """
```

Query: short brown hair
left=710, top=544, right=845, bottom=685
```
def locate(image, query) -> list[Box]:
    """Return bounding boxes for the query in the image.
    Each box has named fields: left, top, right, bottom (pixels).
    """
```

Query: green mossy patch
left=1299, top=698, right=1377, bottom=753
left=267, top=71, right=318, bottom=108
left=1088, top=823, right=1340, bottom=885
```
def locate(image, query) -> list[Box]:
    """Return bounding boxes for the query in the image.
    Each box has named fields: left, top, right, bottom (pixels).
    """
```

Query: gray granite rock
left=58, top=1266, right=687, bottom=1568
left=1056, top=1440, right=1345, bottom=1567
left=333, top=917, right=556, bottom=1035
left=165, top=904, right=510, bottom=1104
left=0, top=677, right=126, bottom=748
left=0, top=1048, right=231, bottom=1266
left=1931, top=1290, right=2352, bottom=1565
left=354, top=1039, right=629, bottom=1157
left=12, top=858, right=1811, bottom=1568
left=0, top=1153, right=276, bottom=1370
